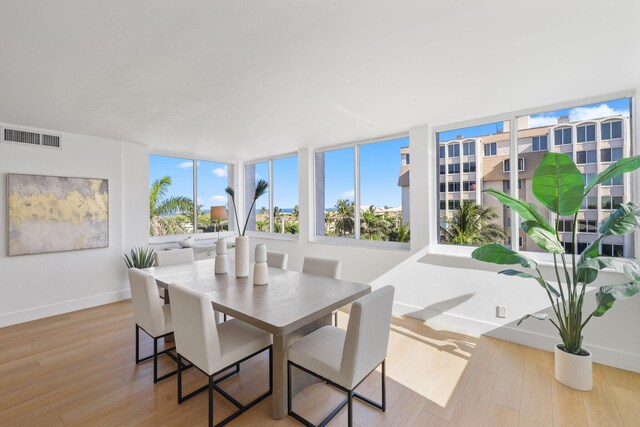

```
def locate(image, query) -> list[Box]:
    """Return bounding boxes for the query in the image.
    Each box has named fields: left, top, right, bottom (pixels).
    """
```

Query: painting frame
left=7, top=173, right=109, bottom=256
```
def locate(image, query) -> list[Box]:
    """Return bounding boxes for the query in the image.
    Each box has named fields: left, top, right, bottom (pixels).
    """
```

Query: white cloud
left=177, top=161, right=193, bottom=168
left=212, top=167, right=227, bottom=178
left=209, top=195, right=227, bottom=203
left=339, top=189, right=355, bottom=199
left=529, top=114, right=559, bottom=128
left=568, top=104, right=629, bottom=122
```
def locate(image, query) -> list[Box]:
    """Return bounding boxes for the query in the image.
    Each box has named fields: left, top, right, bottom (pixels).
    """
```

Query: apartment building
left=427, top=114, right=633, bottom=256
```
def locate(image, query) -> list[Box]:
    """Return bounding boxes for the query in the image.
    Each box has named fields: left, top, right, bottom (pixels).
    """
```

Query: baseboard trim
left=0, top=289, right=131, bottom=328
left=393, top=301, right=640, bottom=373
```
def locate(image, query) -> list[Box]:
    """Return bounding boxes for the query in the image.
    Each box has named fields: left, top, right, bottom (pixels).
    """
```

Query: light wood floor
left=1, top=301, right=638, bottom=426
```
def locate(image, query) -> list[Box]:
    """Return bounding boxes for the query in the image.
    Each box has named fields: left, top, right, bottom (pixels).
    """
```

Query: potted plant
left=472, top=152, right=640, bottom=391
left=225, top=179, right=269, bottom=277
left=123, top=246, right=156, bottom=269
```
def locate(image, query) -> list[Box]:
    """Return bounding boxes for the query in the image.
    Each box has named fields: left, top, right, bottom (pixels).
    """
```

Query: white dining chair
left=267, top=251, right=288, bottom=269
left=302, top=256, right=342, bottom=326
left=128, top=268, right=184, bottom=383
left=169, top=283, right=273, bottom=427
left=287, top=285, right=395, bottom=427
left=154, top=248, right=195, bottom=301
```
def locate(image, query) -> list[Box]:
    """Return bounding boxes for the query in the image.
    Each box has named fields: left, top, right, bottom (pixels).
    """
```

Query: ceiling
left=0, top=0, right=638, bottom=161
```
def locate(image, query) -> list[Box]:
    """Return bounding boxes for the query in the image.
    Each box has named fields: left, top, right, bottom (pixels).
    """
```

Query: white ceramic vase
left=554, top=344, right=592, bottom=391
left=214, top=238, right=228, bottom=274
left=253, top=243, right=268, bottom=285
left=235, top=236, right=250, bottom=278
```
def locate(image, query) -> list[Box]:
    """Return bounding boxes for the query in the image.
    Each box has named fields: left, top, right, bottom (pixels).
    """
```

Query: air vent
left=2, top=127, right=61, bottom=149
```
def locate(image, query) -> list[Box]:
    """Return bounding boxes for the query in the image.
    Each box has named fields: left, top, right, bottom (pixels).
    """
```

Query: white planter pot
left=554, top=344, right=593, bottom=391
left=235, top=236, right=250, bottom=278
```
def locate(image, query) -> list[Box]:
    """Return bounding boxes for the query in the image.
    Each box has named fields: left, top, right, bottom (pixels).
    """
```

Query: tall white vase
left=235, top=236, right=250, bottom=278
left=554, top=344, right=593, bottom=391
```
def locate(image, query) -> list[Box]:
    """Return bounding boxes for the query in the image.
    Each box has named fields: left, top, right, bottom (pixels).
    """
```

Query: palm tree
left=440, top=201, right=506, bottom=245
left=332, top=199, right=355, bottom=236
left=360, top=205, right=391, bottom=240
left=149, top=176, right=193, bottom=236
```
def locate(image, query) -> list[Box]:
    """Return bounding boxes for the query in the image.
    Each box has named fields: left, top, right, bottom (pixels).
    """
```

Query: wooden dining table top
left=143, top=259, right=371, bottom=336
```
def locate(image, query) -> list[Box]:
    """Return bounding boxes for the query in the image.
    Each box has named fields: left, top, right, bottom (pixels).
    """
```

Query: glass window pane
left=602, top=122, right=611, bottom=140
left=359, top=137, right=410, bottom=242
left=246, top=162, right=270, bottom=232
left=316, top=148, right=355, bottom=238
left=149, top=155, right=194, bottom=236
left=587, top=125, right=595, bottom=141
left=612, top=121, right=622, bottom=139
left=577, top=126, right=586, bottom=143
left=196, top=161, right=232, bottom=234
left=273, top=156, right=298, bottom=235
left=437, top=121, right=507, bottom=247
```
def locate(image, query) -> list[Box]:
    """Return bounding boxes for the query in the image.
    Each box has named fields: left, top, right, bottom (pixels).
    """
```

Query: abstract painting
left=8, top=174, right=109, bottom=256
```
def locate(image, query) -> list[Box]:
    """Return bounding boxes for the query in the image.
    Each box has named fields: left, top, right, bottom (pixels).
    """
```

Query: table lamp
left=210, top=206, right=228, bottom=239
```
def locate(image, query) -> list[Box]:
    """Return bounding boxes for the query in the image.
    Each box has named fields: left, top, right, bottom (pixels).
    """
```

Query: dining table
left=143, top=258, right=371, bottom=419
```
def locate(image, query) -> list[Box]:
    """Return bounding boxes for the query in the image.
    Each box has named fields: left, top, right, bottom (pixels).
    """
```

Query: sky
left=150, top=137, right=407, bottom=212
left=437, top=98, right=631, bottom=142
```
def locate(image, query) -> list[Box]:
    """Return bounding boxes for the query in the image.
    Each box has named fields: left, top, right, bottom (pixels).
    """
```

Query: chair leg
left=135, top=325, right=140, bottom=363
left=269, top=347, right=273, bottom=394
left=208, top=375, right=214, bottom=427
left=334, top=311, right=338, bottom=327
left=347, top=391, right=354, bottom=427
left=381, top=359, right=386, bottom=411
left=287, top=362, right=292, bottom=415
left=153, top=337, right=158, bottom=383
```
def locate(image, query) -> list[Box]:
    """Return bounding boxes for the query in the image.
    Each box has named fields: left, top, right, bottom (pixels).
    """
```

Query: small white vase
left=554, top=344, right=593, bottom=391
left=253, top=262, right=268, bottom=286
left=214, top=238, right=228, bottom=274
left=235, top=236, right=250, bottom=278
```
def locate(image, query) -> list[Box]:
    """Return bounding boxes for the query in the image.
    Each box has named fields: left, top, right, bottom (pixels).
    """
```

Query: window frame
left=312, top=133, right=410, bottom=250
left=429, top=92, right=636, bottom=262
left=148, top=150, right=236, bottom=243
left=244, top=152, right=299, bottom=240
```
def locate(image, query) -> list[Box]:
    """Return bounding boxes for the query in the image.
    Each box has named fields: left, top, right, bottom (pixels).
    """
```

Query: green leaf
left=472, top=243, right=537, bottom=268
left=517, top=313, right=549, bottom=326
left=582, top=257, right=640, bottom=281
left=584, top=155, right=640, bottom=194
left=532, top=153, right=585, bottom=215
left=577, top=237, right=601, bottom=284
left=482, top=189, right=554, bottom=232
left=599, top=202, right=640, bottom=236
left=520, top=220, right=564, bottom=254
left=593, top=282, right=640, bottom=317
left=498, top=269, right=561, bottom=297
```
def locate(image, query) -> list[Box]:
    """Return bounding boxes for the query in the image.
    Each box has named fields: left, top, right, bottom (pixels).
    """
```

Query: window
left=484, top=142, right=497, bottom=156
left=601, top=196, right=623, bottom=210
left=463, top=162, right=476, bottom=173
left=602, top=242, right=624, bottom=257
left=463, top=141, right=475, bottom=156
left=582, top=173, right=596, bottom=187
left=439, top=164, right=446, bottom=175
left=272, top=156, right=299, bottom=234
left=577, top=124, right=596, bottom=143
left=197, top=160, right=233, bottom=234
left=439, top=183, right=445, bottom=192
left=507, top=217, right=511, bottom=228
left=448, top=143, right=460, bottom=157
left=508, top=236, right=524, bottom=247
left=149, top=154, right=234, bottom=237
left=448, top=182, right=461, bottom=192
left=448, top=163, right=461, bottom=174
left=554, top=127, right=572, bottom=145
left=505, top=179, right=523, bottom=190
left=315, top=136, right=410, bottom=243
left=601, top=147, right=623, bottom=163
left=557, top=219, right=573, bottom=233
left=437, top=120, right=506, bottom=247
left=576, top=150, right=597, bottom=164
left=402, top=153, right=410, bottom=165
left=578, top=220, right=598, bottom=233
left=532, top=135, right=548, bottom=151
left=503, top=158, right=525, bottom=172
left=582, top=196, right=598, bottom=210
left=245, top=161, right=271, bottom=232
left=440, top=200, right=446, bottom=210
left=561, top=241, right=575, bottom=253
left=439, top=146, right=446, bottom=159
left=602, top=175, right=623, bottom=186
left=462, top=181, right=476, bottom=192
left=577, top=242, right=588, bottom=254
left=601, top=120, right=623, bottom=140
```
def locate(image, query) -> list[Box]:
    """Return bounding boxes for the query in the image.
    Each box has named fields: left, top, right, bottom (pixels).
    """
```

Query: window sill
left=312, top=235, right=410, bottom=251
left=149, top=231, right=236, bottom=245
left=246, top=231, right=299, bottom=242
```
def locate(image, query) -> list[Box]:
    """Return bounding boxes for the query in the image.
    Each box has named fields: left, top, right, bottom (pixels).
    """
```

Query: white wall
left=0, top=124, right=148, bottom=327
